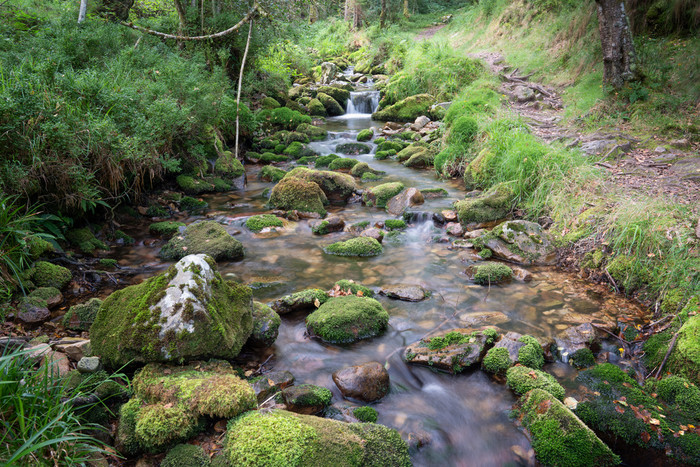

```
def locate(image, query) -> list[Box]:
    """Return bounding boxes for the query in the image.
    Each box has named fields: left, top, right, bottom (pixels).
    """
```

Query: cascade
left=345, top=90, right=380, bottom=115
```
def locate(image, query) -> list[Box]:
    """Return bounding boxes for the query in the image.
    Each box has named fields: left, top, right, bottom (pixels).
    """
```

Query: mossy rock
left=570, top=348, right=596, bottom=369
left=403, top=148, right=435, bottom=168
left=159, top=221, right=244, bottom=262
left=284, top=167, right=357, bottom=203
left=317, top=92, right=344, bottom=117
left=329, top=158, right=360, bottom=171
left=26, top=235, right=55, bottom=259
left=506, top=366, right=565, bottom=400
left=245, top=215, right=284, bottom=233
left=63, top=297, right=102, bottom=331
left=91, top=254, right=254, bottom=368
left=361, top=172, right=383, bottom=181
left=377, top=141, right=405, bottom=154
left=269, top=177, right=327, bottom=216
left=214, top=156, right=245, bottom=179
left=315, top=154, right=340, bottom=168
left=482, top=347, right=513, bottom=375
left=249, top=301, right=281, bottom=348
left=307, top=98, right=326, bottom=116
left=318, top=86, right=350, bottom=107
left=333, top=279, right=374, bottom=297
left=483, top=220, right=557, bottom=266
left=284, top=141, right=306, bottom=159
left=179, top=196, right=208, bottom=212
left=260, top=153, right=290, bottom=163
left=272, top=288, right=330, bottom=315
left=272, top=130, right=310, bottom=146
left=28, top=286, right=62, bottom=307
left=517, top=335, right=545, bottom=370
left=576, top=363, right=700, bottom=465
left=262, top=97, right=281, bottom=109
left=646, top=375, right=700, bottom=421
left=372, top=94, right=434, bottom=122
left=149, top=222, right=186, bottom=237
left=288, top=85, right=315, bottom=100
left=223, top=409, right=410, bottom=467
left=324, top=237, right=382, bottom=257
left=513, top=389, right=620, bottom=467
left=162, top=444, right=210, bottom=467
left=65, top=227, right=108, bottom=254
left=383, top=219, right=406, bottom=231
left=28, top=261, right=72, bottom=290
left=404, top=328, right=498, bottom=374
left=350, top=162, right=382, bottom=178
left=336, top=143, right=371, bottom=155
left=353, top=406, right=378, bottom=423
left=373, top=150, right=396, bottom=160
left=296, top=123, right=327, bottom=141
left=306, top=296, right=389, bottom=344
left=469, top=262, right=513, bottom=285
left=176, top=175, right=212, bottom=195
left=455, top=182, right=515, bottom=226
left=362, top=182, right=404, bottom=209
left=281, top=384, right=333, bottom=414
left=606, top=254, right=650, bottom=293
left=421, top=188, right=448, bottom=198
left=357, top=129, right=373, bottom=142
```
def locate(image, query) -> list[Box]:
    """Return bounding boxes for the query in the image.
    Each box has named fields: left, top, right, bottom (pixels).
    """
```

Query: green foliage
left=506, top=366, right=565, bottom=400
left=323, top=237, right=383, bottom=257
left=482, top=347, right=513, bottom=374
left=162, top=444, right=210, bottom=467
left=448, top=116, right=479, bottom=147
left=570, top=348, right=596, bottom=369
left=426, top=330, right=469, bottom=350
left=353, top=407, right=378, bottom=423
left=246, top=215, right=284, bottom=233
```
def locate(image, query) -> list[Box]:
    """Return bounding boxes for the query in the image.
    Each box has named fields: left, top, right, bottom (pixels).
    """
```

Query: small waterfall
left=345, top=90, right=380, bottom=115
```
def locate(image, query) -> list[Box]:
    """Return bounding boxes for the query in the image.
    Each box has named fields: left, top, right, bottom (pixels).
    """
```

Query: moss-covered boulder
left=455, top=182, right=515, bottom=227
left=483, top=220, right=556, bottom=266
left=324, top=237, right=383, bottom=257
left=91, top=254, right=254, bottom=368
left=506, top=366, right=565, bottom=400
left=248, top=301, right=281, bottom=348
left=363, top=182, right=404, bottom=209
left=576, top=363, right=700, bottom=465
left=259, top=166, right=286, bottom=183
left=328, top=158, right=360, bottom=171
left=513, top=389, right=620, bottom=467
left=306, top=296, right=389, bottom=344
left=214, top=156, right=245, bottom=179
left=27, top=261, right=72, bottom=290
left=377, top=140, right=405, bottom=154
left=372, top=94, right=434, bottom=122
left=149, top=221, right=186, bottom=237
left=159, top=221, right=244, bottom=262
left=62, top=297, right=102, bottom=331
left=315, top=154, right=340, bottom=168
left=655, top=313, right=700, bottom=386
left=336, top=142, right=371, bottom=155
left=296, top=123, right=328, bottom=141
left=404, top=328, right=498, bottom=374
left=272, top=288, right=330, bottom=314
left=281, top=384, right=333, bottom=414
left=318, top=86, right=350, bottom=107
left=245, top=215, right=284, bottom=233
left=162, top=444, right=210, bottom=467
left=307, top=98, right=326, bottom=116
left=333, top=279, right=374, bottom=297
left=269, top=177, right=328, bottom=216
left=373, top=150, right=396, bottom=160
left=403, top=146, right=436, bottom=168
left=66, top=228, right=108, bottom=254
left=349, top=162, right=382, bottom=178
left=284, top=167, right=357, bottom=203
left=176, top=175, right=213, bottom=195
left=283, top=141, right=306, bottom=159
left=317, top=92, right=344, bottom=117
left=223, top=410, right=411, bottom=467
left=262, top=97, right=281, bottom=109
left=357, top=129, right=373, bottom=142
left=465, top=262, right=513, bottom=285
left=482, top=347, right=513, bottom=375
left=179, top=196, right=208, bottom=212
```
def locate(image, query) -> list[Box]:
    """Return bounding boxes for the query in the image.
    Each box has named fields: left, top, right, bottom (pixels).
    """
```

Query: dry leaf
left=314, top=298, right=321, bottom=308
left=615, top=405, right=625, bottom=414
left=528, top=371, right=538, bottom=379
left=640, top=431, right=651, bottom=443
left=649, top=418, right=661, bottom=426
left=357, top=290, right=364, bottom=297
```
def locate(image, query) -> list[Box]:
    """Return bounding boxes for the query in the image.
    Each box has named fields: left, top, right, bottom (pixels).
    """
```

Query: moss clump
left=315, top=154, right=340, bottom=168
left=306, top=296, right=389, bottom=344
left=317, top=92, right=344, bottom=116
left=250, top=301, right=281, bottom=348
left=176, top=175, right=210, bottom=195
left=66, top=227, right=108, bottom=254
left=284, top=167, right=357, bottom=202
left=647, top=375, right=700, bottom=420
left=282, top=384, right=333, bottom=411
left=350, top=162, right=381, bottom=178
left=311, top=220, right=331, bottom=235
left=29, top=286, right=61, bottom=302
left=383, top=219, right=406, bottom=230
left=357, top=129, right=373, bottom=142
left=318, top=86, right=350, bottom=105
left=606, top=254, right=649, bottom=293
left=333, top=279, right=374, bottom=297
left=570, top=348, right=596, bottom=369
left=159, top=221, right=244, bottom=262
left=261, top=97, right=281, bottom=109
left=224, top=410, right=409, bottom=467
left=284, top=141, right=306, bottom=159
left=149, top=222, right=185, bottom=237
left=482, top=347, right=513, bottom=374
left=245, top=215, right=284, bottom=233
left=26, top=235, right=54, bottom=259
left=272, top=288, right=330, bottom=314
left=425, top=330, right=470, bottom=351
left=377, top=141, right=405, bottom=154
left=353, top=406, right=378, bottom=423
left=62, top=297, right=102, bottom=331
left=514, top=389, right=620, bottom=467
left=362, top=182, right=404, bottom=209
left=123, top=398, right=201, bottom=455
left=179, top=196, right=208, bottom=212
left=162, top=444, right=210, bottom=467
left=329, top=158, right=360, bottom=171
left=506, top=366, right=565, bottom=400
left=362, top=172, right=383, bottom=181
left=307, top=98, right=326, bottom=116
left=260, top=166, right=287, bottom=183
left=296, top=123, right=327, bottom=141
left=260, top=152, right=290, bottom=163
left=269, top=177, right=327, bottom=216
left=214, top=156, right=245, bottom=179
left=335, top=143, right=371, bottom=156
left=473, top=263, right=513, bottom=285
left=373, top=150, right=396, bottom=160
left=324, top=237, right=383, bottom=257
left=517, top=335, right=544, bottom=370
left=455, top=182, right=516, bottom=226
left=259, top=107, right=312, bottom=131
left=372, top=94, right=434, bottom=122
left=28, top=261, right=72, bottom=290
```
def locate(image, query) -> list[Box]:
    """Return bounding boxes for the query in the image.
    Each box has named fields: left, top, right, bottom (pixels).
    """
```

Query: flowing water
left=112, top=84, right=649, bottom=466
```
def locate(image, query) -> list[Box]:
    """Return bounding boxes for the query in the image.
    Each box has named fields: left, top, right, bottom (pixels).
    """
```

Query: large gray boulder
left=484, top=220, right=556, bottom=265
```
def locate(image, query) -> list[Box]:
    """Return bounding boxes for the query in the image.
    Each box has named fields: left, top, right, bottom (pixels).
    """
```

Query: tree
left=78, top=0, right=88, bottom=23
left=379, top=0, right=386, bottom=28
left=594, top=0, right=637, bottom=89
left=403, top=0, right=409, bottom=19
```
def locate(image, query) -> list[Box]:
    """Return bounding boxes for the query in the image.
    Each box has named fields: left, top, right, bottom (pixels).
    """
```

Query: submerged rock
left=272, top=289, right=329, bottom=314
left=310, top=216, right=345, bottom=235
left=91, top=254, right=254, bottom=368
left=404, top=328, right=498, bottom=374
left=332, top=361, right=390, bottom=402
left=252, top=370, right=295, bottom=403
left=248, top=301, right=281, bottom=348
left=159, top=221, right=244, bottom=262
left=306, top=296, right=389, bottom=344
left=379, top=284, right=429, bottom=302
left=281, top=384, right=333, bottom=415
left=324, top=237, right=383, bottom=257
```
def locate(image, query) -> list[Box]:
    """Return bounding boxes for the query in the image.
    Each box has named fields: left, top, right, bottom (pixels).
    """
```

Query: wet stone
left=446, top=222, right=464, bottom=237
left=281, top=384, right=332, bottom=415
left=380, top=284, right=429, bottom=302
left=252, top=371, right=295, bottom=403
left=386, top=188, right=424, bottom=216
left=459, top=311, right=510, bottom=328
left=442, top=210, right=458, bottom=222
left=403, top=328, right=496, bottom=374
left=77, top=356, right=101, bottom=374
left=17, top=304, right=50, bottom=324
left=555, top=323, right=601, bottom=362
left=360, top=227, right=384, bottom=243
left=54, top=338, right=91, bottom=362
left=332, top=361, right=390, bottom=402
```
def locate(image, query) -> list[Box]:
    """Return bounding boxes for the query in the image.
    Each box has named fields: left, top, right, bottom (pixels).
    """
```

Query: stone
left=159, top=221, right=244, bottom=262
left=26, top=343, right=51, bottom=361
left=372, top=94, right=436, bottom=122
left=44, top=350, right=71, bottom=377
left=320, top=62, right=337, bottom=85
left=248, top=302, right=281, bottom=348
left=403, top=328, right=498, bottom=373
left=360, top=227, right=384, bottom=243
left=410, top=116, right=430, bottom=131
left=77, top=356, right=102, bottom=374
left=54, top=338, right=91, bottom=361
left=91, top=254, right=254, bottom=368
left=252, top=371, right=295, bottom=402
left=324, top=237, right=383, bottom=257
left=446, top=222, right=464, bottom=237
left=310, top=216, right=345, bottom=235
left=442, top=210, right=457, bottom=222
left=455, top=182, right=514, bottom=226
left=511, top=266, right=533, bottom=281
left=485, top=220, right=556, bottom=266
left=386, top=188, right=424, bottom=216
left=17, top=303, right=50, bottom=324
left=379, top=284, right=429, bottom=302
left=563, top=396, right=578, bottom=410
left=555, top=323, right=601, bottom=362
left=281, top=384, right=332, bottom=415
left=62, top=298, right=102, bottom=331
left=272, top=289, right=329, bottom=314
left=513, top=85, right=535, bottom=102
left=306, top=296, right=389, bottom=344
left=332, top=361, right=390, bottom=402
left=29, top=287, right=63, bottom=309
left=459, top=311, right=510, bottom=328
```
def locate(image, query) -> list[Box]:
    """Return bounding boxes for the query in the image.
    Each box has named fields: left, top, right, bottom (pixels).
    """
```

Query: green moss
left=353, top=407, right=378, bottom=423
left=296, top=123, right=327, bottom=141
left=318, top=86, right=350, bottom=105
left=250, top=301, right=281, bottom=347
left=362, top=172, right=383, bottom=181
left=66, top=227, right=108, bottom=254
left=352, top=221, right=370, bottom=230
left=373, top=150, right=396, bottom=160
left=179, top=196, right=208, bottom=212
left=317, top=92, right=344, bottom=116
left=377, top=141, right=405, bottom=154
left=159, top=221, right=244, bottom=262
left=426, top=330, right=470, bottom=350
left=149, top=222, right=186, bottom=237
left=362, top=182, right=404, bottom=209
left=455, top=182, right=516, bottom=226
left=26, top=235, right=54, bottom=259
left=311, top=220, right=331, bottom=235
left=28, top=261, right=72, bottom=290
left=246, top=215, right=284, bottom=233
left=284, top=168, right=358, bottom=202
left=664, top=309, right=700, bottom=385
left=262, top=97, right=281, bottom=109
left=350, top=162, right=380, bottom=178
left=176, top=175, right=211, bottom=195
left=272, top=288, right=329, bottom=314
left=478, top=248, right=492, bottom=259
left=315, top=154, right=340, bottom=168
left=324, top=237, right=383, bottom=257
left=383, top=219, right=406, bottom=230
left=506, top=366, right=565, bottom=400
left=28, top=286, right=60, bottom=302
left=284, top=141, right=306, bottom=159
left=516, top=335, right=544, bottom=370
left=357, top=129, right=373, bottom=142
left=259, top=107, right=312, bottom=131
left=135, top=403, right=199, bottom=453
left=260, top=152, right=290, bottom=163
left=570, top=348, right=596, bottom=369
left=647, top=375, right=700, bottom=420
left=329, top=158, right=360, bottom=171
left=215, top=156, right=245, bottom=179
left=473, top=263, right=513, bottom=285
left=514, top=389, right=620, bottom=467
left=306, top=296, right=389, bottom=344
left=482, top=347, right=513, bottom=374
left=63, top=297, right=102, bottom=331
left=374, top=137, right=386, bottom=145
left=162, top=444, right=210, bottom=467
left=283, top=384, right=332, bottom=409
left=269, top=177, right=327, bottom=216
left=307, top=98, right=326, bottom=116
left=606, top=254, right=649, bottom=293
left=372, top=94, right=434, bottom=122
left=146, top=205, right=169, bottom=218
left=333, top=279, right=374, bottom=297
left=336, top=143, right=371, bottom=155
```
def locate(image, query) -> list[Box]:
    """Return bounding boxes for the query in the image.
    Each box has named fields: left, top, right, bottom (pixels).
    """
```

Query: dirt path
left=469, top=51, right=700, bottom=210
left=416, top=23, right=446, bottom=41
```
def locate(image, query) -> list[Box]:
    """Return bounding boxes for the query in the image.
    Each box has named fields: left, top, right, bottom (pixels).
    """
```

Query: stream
left=111, top=80, right=648, bottom=466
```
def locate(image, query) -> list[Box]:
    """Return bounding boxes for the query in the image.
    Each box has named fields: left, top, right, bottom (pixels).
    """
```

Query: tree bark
left=235, top=18, right=253, bottom=161
left=173, top=0, right=187, bottom=33
left=380, top=0, right=387, bottom=28
left=595, top=0, right=637, bottom=88
left=403, top=0, right=409, bottom=19
left=78, top=0, right=88, bottom=23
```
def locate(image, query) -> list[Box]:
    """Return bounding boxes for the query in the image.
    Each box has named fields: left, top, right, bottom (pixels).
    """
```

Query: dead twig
left=653, top=331, right=679, bottom=379
left=604, top=268, right=620, bottom=293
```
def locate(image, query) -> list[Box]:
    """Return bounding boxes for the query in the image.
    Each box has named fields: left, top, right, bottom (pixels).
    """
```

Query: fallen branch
left=653, top=331, right=679, bottom=379
left=604, top=267, right=620, bottom=293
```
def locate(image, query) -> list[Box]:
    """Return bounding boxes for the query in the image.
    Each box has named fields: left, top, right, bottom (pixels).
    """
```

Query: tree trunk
left=595, top=0, right=637, bottom=88
left=403, top=0, right=409, bottom=19
left=173, top=0, right=187, bottom=33
left=235, top=19, right=254, bottom=161
left=344, top=0, right=350, bottom=23
left=78, top=0, right=88, bottom=23
left=380, top=0, right=387, bottom=28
